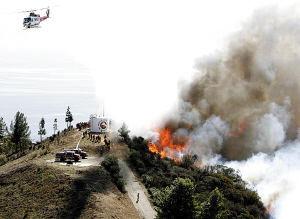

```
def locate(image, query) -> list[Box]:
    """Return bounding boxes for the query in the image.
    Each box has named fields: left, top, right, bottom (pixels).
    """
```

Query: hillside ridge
left=0, top=128, right=143, bottom=219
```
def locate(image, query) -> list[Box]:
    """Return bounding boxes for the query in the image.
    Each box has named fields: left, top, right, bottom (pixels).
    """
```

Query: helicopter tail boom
left=40, top=8, right=50, bottom=22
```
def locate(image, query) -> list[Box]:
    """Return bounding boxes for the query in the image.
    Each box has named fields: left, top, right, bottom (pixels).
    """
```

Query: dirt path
left=48, top=156, right=157, bottom=218
left=119, top=160, right=157, bottom=219
left=40, top=130, right=157, bottom=219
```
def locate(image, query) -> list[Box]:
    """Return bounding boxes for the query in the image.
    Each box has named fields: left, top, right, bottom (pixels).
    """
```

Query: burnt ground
left=0, top=129, right=145, bottom=219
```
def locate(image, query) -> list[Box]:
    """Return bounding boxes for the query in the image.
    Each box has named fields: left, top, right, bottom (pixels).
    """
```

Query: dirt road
left=119, top=160, right=157, bottom=219
left=48, top=156, right=157, bottom=219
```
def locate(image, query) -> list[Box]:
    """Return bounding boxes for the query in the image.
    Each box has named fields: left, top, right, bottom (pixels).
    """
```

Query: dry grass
left=0, top=129, right=141, bottom=219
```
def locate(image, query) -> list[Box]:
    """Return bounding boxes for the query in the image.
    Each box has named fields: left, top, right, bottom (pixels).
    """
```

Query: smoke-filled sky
left=145, top=3, right=300, bottom=218
left=1, top=1, right=300, bottom=218
left=1, top=0, right=297, bottom=136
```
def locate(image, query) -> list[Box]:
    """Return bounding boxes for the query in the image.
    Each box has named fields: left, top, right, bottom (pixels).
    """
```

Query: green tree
left=65, top=106, right=73, bottom=129
left=216, top=209, right=237, bottom=219
left=238, top=212, right=255, bottom=219
left=101, top=155, right=126, bottom=190
left=181, top=154, right=198, bottom=168
left=0, top=117, right=7, bottom=140
left=9, top=111, right=31, bottom=153
left=198, top=187, right=224, bottom=219
left=53, top=118, right=58, bottom=134
left=0, top=117, right=8, bottom=153
left=215, top=165, right=243, bottom=184
left=118, top=122, right=130, bottom=142
left=38, top=117, right=46, bottom=142
left=102, top=155, right=120, bottom=173
left=156, top=177, right=197, bottom=219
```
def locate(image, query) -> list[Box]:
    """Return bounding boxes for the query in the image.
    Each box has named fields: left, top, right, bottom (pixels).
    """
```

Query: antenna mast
left=102, top=99, right=104, bottom=117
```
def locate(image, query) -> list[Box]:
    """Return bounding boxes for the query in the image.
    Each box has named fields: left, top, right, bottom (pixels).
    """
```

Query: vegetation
left=118, top=122, right=130, bottom=143
left=0, top=117, right=7, bottom=140
left=198, top=187, right=224, bottom=219
left=38, top=117, right=47, bottom=142
left=0, top=163, right=115, bottom=219
left=0, top=112, right=32, bottom=158
left=53, top=118, right=58, bottom=134
left=0, top=111, right=269, bottom=218
left=126, top=136, right=269, bottom=219
left=0, top=154, right=7, bottom=165
left=9, top=111, right=31, bottom=153
left=65, top=106, right=73, bottom=128
left=0, top=109, right=77, bottom=165
left=154, top=177, right=197, bottom=219
left=0, top=117, right=8, bottom=155
left=101, top=155, right=126, bottom=191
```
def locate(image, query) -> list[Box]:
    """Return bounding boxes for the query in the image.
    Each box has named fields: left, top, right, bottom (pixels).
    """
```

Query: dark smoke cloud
left=146, top=5, right=300, bottom=217
left=159, top=6, right=300, bottom=162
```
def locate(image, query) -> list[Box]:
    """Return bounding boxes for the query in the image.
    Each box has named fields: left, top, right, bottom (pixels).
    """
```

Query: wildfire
left=228, top=120, right=247, bottom=137
left=148, top=128, right=191, bottom=162
left=265, top=204, right=275, bottom=214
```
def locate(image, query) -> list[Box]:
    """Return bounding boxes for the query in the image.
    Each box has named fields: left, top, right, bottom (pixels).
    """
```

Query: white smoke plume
left=161, top=6, right=300, bottom=160
left=185, top=114, right=230, bottom=165
left=226, top=138, right=300, bottom=218
left=253, top=113, right=285, bottom=154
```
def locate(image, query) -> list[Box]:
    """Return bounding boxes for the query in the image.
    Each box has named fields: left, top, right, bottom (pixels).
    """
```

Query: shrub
left=101, top=155, right=126, bottom=191
left=31, top=152, right=38, bottom=159
left=0, top=154, right=7, bottom=166
left=125, top=135, right=267, bottom=219
left=116, top=176, right=126, bottom=189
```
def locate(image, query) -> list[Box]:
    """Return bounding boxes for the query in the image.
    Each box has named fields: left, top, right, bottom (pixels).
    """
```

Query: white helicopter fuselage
left=23, top=16, right=40, bottom=28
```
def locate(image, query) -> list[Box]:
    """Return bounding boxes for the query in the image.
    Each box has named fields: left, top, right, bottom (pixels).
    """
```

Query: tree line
left=0, top=106, right=74, bottom=156
left=120, top=126, right=270, bottom=219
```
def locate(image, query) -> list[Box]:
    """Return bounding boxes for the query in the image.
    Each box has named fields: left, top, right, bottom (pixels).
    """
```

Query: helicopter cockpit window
left=23, top=17, right=31, bottom=23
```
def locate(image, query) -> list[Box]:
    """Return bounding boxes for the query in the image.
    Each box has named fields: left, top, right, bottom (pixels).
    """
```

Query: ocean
left=1, top=62, right=101, bottom=142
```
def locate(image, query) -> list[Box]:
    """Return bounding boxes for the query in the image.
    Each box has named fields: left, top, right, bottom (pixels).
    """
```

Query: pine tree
left=118, top=122, right=130, bottom=142
left=0, top=117, right=7, bottom=140
left=9, top=111, right=31, bottom=152
left=53, top=118, right=58, bottom=134
left=0, top=117, right=7, bottom=153
left=38, top=117, right=47, bottom=142
left=65, top=106, right=73, bottom=129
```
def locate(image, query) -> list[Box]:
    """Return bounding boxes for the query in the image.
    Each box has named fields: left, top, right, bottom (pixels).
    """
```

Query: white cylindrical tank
left=89, top=115, right=110, bottom=133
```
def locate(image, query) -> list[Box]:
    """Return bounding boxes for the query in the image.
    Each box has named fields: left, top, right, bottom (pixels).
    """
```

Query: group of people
left=76, top=122, right=89, bottom=131
left=77, top=122, right=113, bottom=158
left=82, top=131, right=104, bottom=143
left=82, top=130, right=111, bottom=154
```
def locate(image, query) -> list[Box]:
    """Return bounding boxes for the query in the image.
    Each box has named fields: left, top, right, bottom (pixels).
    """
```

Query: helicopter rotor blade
left=10, top=5, right=57, bottom=14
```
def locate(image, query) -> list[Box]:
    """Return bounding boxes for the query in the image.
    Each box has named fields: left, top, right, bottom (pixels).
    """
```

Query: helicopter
left=22, top=7, right=50, bottom=29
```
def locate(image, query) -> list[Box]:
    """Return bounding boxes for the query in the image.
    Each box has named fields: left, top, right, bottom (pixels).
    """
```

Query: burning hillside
left=148, top=128, right=192, bottom=162
left=147, top=6, right=300, bottom=218
left=148, top=5, right=300, bottom=162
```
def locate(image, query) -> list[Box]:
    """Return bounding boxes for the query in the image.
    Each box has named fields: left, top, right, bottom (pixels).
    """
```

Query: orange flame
left=148, top=128, right=190, bottom=162
left=265, top=204, right=275, bottom=214
left=228, top=120, right=247, bottom=137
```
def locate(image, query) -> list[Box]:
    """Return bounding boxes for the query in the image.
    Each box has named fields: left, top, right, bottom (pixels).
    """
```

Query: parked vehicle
left=55, top=152, right=66, bottom=161
left=55, top=151, right=80, bottom=162
left=64, top=148, right=88, bottom=159
left=65, top=151, right=80, bottom=162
